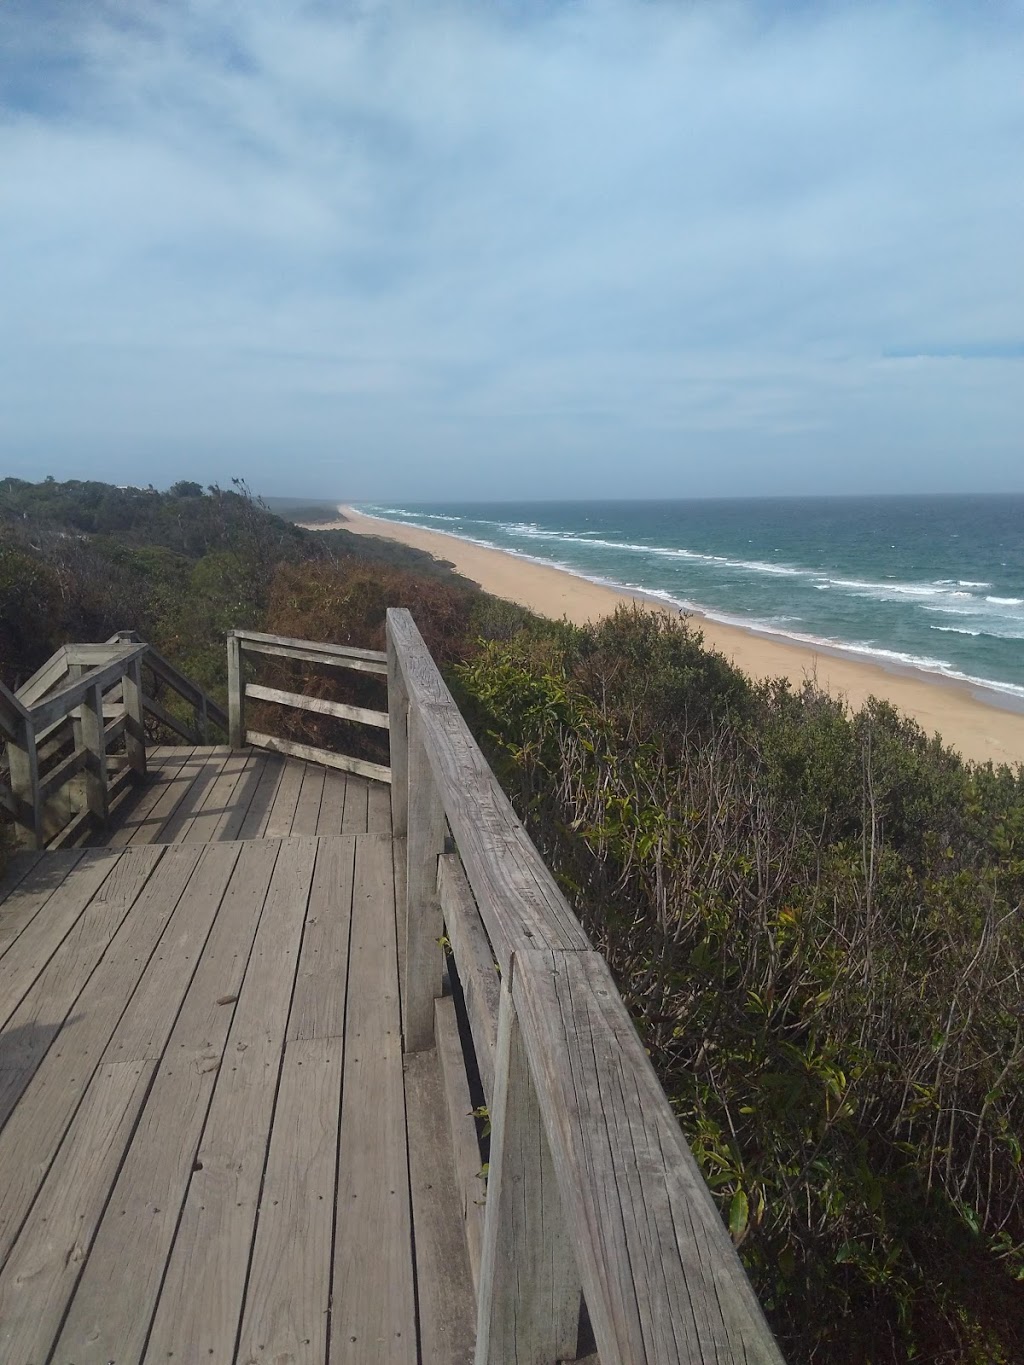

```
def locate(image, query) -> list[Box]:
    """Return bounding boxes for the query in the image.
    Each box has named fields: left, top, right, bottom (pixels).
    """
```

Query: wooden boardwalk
left=2, top=621, right=784, bottom=1365
left=0, top=753, right=476, bottom=1364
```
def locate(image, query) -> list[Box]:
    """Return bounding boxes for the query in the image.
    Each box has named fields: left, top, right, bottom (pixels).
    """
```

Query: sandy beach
left=318, top=505, right=1024, bottom=767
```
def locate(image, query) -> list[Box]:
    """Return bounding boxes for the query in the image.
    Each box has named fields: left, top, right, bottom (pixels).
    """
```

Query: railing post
left=227, top=633, right=244, bottom=749
left=196, top=692, right=209, bottom=745
left=122, top=657, right=147, bottom=780
left=79, top=682, right=108, bottom=825
left=6, top=716, right=43, bottom=849
left=386, top=616, right=409, bottom=838
left=475, top=966, right=581, bottom=1364
left=404, top=706, right=446, bottom=1051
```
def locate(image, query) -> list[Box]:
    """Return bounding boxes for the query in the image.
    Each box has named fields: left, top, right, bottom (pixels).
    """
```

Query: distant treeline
left=2, top=475, right=1023, bottom=1362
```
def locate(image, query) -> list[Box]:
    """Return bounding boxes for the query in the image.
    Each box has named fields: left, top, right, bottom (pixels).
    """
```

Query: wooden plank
left=112, top=747, right=201, bottom=847
left=235, top=629, right=388, bottom=666
left=27, top=645, right=146, bottom=732
left=209, top=750, right=267, bottom=842
left=435, top=996, right=488, bottom=1293
left=0, top=1059, right=155, bottom=1358
left=405, top=1043, right=478, bottom=1365
left=0, top=850, right=45, bottom=906
left=35, top=743, right=88, bottom=805
left=5, top=714, right=43, bottom=848
left=246, top=681, right=391, bottom=729
left=177, top=748, right=252, bottom=844
left=367, top=780, right=393, bottom=834
left=247, top=728, right=391, bottom=784
left=263, top=756, right=305, bottom=838
left=0, top=850, right=82, bottom=956
left=438, top=853, right=500, bottom=1103
left=100, top=747, right=196, bottom=848
left=341, top=775, right=369, bottom=834
left=240, top=638, right=389, bottom=674
left=404, top=708, right=446, bottom=1051
left=236, top=753, right=286, bottom=839
left=122, top=654, right=147, bottom=778
left=0, top=850, right=124, bottom=1028
left=387, top=631, right=409, bottom=837
left=228, top=631, right=244, bottom=748
left=387, top=609, right=589, bottom=973
left=287, top=835, right=355, bottom=1041
left=0, top=846, right=207, bottom=1267
left=55, top=838, right=282, bottom=1364
left=144, top=837, right=317, bottom=1361
left=138, top=747, right=232, bottom=845
left=315, top=768, right=348, bottom=836
left=290, top=762, right=326, bottom=835
left=101, top=842, right=242, bottom=1065
left=475, top=975, right=580, bottom=1365
left=512, top=949, right=784, bottom=1365
left=14, top=647, right=69, bottom=709
left=331, top=832, right=416, bottom=1365
left=236, top=1036, right=343, bottom=1365
left=0, top=845, right=162, bottom=1121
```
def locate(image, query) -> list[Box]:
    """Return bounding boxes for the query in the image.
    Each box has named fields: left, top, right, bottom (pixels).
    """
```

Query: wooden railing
left=1, top=635, right=227, bottom=849
left=227, top=629, right=391, bottom=784
left=386, top=607, right=783, bottom=1365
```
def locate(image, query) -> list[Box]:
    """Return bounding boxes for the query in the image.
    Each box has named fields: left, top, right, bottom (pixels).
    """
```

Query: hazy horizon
left=2, top=1, right=1022, bottom=500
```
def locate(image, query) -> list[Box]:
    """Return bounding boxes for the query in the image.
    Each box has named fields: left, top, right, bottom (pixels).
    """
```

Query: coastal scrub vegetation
left=2, top=476, right=1023, bottom=1360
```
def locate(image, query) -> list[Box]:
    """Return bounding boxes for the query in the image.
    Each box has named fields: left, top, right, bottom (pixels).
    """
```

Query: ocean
left=358, top=496, right=1024, bottom=709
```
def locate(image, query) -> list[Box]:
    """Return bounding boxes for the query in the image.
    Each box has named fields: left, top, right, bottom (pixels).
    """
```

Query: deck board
left=1, top=749, right=465, bottom=1364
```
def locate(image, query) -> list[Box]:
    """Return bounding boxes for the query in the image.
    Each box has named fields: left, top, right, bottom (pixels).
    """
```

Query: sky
left=1, top=0, right=1023, bottom=501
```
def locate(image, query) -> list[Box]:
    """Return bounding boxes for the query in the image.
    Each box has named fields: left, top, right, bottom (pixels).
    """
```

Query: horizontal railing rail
left=227, top=629, right=391, bottom=784
left=386, top=606, right=783, bottom=1365
left=2, top=634, right=227, bottom=849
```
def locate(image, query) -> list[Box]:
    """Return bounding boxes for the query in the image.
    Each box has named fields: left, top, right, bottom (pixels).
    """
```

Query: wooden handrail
left=227, top=630, right=390, bottom=781
left=2, top=634, right=226, bottom=849
left=385, top=607, right=783, bottom=1365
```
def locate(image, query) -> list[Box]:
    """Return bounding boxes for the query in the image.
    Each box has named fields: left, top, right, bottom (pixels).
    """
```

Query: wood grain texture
left=101, top=748, right=197, bottom=847
left=236, top=1036, right=343, bottom=1365
left=341, top=775, right=369, bottom=833
left=54, top=839, right=281, bottom=1364
left=263, top=755, right=305, bottom=837
left=316, top=768, right=348, bottom=835
left=474, top=977, right=580, bottom=1365
left=404, top=709, right=447, bottom=1052
left=0, top=850, right=83, bottom=957
left=287, top=835, right=355, bottom=1041
left=246, top=681, right=391, bottom=729
left=0, top=1059, right=155, bottom=1359
left=435, top=995, right=487, bottom=1294
left=240, top=638, right=388, bottom=674
left=291, top=762, right=326, bottom=835
left=0, top=849, right=124, bottom=1028
left=405, top=1043, right=478, bottom=1365
left=331, top=832, right=416, bottom=1365
left=237, top=752, right=287, bottom=839
left=144, top=837, right=316, bottom=1361
left=387, top=609, right=589, bottom=972
left=512, top=948, right=784, bottom=1365
left=438, top=852, right=499, bottom=1103
left=366, top=779, right=392, bottom=835
left=0, top=847, right=205, bottom=1267
left=247, top=729, right=392, bottom=785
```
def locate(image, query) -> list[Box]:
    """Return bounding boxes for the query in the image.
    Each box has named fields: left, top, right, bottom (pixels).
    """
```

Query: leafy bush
left=456, top=606, right=1024, bottom=1364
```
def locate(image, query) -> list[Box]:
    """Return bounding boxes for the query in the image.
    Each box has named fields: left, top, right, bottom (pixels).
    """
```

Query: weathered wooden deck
left=2, top=619, right=785, bottom=1365
left=0, top=755, right=476, bottom=1363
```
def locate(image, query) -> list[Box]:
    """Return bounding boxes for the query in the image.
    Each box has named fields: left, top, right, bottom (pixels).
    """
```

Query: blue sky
left=1, top=0, right=1022, bottom=499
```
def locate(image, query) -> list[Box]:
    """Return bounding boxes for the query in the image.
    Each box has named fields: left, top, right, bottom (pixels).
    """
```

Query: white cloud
left=1, top=0, right=1022, bottom=496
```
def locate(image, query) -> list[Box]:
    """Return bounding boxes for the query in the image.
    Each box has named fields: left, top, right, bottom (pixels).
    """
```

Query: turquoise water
left=359, top=497, right=1024, bottom=708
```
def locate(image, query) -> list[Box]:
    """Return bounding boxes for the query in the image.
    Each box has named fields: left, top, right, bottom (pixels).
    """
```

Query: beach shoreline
left=312, top=504, right=1024, bottom=767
